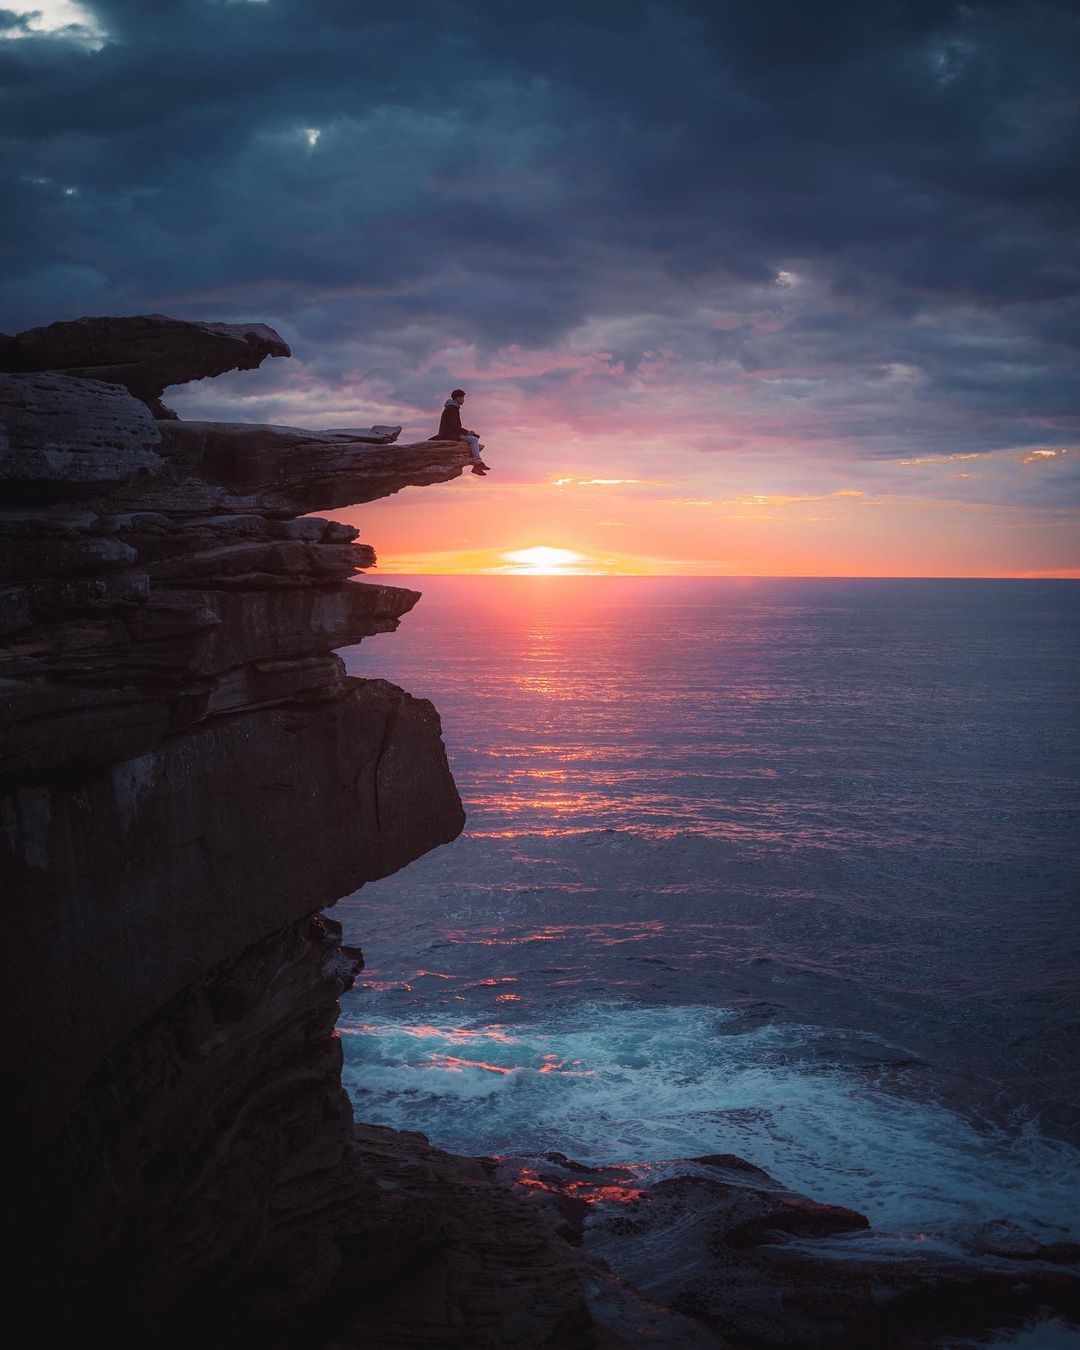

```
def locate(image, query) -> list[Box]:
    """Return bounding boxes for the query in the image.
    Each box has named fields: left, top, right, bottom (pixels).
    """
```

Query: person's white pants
left=463, top=434, right=483, bottom=463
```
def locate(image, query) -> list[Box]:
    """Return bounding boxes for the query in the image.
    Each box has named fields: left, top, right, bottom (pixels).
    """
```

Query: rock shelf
left=3, top=315, right=1076, bottom=1349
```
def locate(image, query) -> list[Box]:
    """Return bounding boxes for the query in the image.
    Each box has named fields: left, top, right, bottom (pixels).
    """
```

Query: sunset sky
left=2, top=0, right=1078, bottom=575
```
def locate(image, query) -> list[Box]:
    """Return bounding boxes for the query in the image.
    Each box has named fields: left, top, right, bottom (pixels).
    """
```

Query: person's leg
left=462, top=434, right=489, bottom=473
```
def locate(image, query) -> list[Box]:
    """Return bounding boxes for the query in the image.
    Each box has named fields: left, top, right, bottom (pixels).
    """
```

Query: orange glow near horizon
left=333, top=447, right=1079, bottom=578
left=500, top=546, right=594, bottom=575
left=372, top=539, right=655, bottom=577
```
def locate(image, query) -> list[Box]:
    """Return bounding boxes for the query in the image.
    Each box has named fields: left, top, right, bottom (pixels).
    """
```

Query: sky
left=2, top=0, right=1079, bottom=576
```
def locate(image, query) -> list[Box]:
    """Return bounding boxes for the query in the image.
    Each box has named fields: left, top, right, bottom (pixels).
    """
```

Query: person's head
left=451, top=387, right=466, bottom=403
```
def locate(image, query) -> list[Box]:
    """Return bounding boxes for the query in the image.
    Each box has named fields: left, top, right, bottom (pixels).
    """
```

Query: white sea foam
left=987, top=1324, right=1080, bottom=1349
left=341, top=1001, right=1080, bottom=1242
left=338, top=578, right=1080, bottom=1263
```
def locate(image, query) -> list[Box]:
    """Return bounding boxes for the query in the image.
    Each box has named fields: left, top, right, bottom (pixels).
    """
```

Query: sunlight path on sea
left=337, top=576, right=1080, bottom=1247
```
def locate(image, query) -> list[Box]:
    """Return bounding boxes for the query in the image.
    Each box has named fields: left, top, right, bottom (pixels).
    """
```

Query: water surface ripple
left=337, top=577, right=1080, bottom=1250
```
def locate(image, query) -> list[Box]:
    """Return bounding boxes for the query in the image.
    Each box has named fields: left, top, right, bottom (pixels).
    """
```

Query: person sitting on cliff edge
left=432, top=388, right=490, bottom=475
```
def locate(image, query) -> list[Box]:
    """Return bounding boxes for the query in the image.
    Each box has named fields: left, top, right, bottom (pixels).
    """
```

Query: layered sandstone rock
left=15, top=313, right=1064, bottom=1350
left=1, top=317, right=471, bottom=1343
left=0, top=312, right=292, bottom=417
left=2, top=315, right=719, bottom=1350
left=0, top=369, right=163, bottom=496
left=104, top=418, right=477, bottom=515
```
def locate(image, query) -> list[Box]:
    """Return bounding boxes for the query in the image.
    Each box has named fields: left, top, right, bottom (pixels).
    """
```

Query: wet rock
left=293, top=1126, right=725, bottom=1350
left=490, top=1153, right=1080, bottom=1348
left=489, top=1153, right=868, bottom=1254
left=962, top=1219, right=1080, bottom=1265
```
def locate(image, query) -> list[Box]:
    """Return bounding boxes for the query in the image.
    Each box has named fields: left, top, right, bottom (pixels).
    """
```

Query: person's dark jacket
left=434, top=399, right=459, bottom=437
left=435, top=400, right=463, bottom=440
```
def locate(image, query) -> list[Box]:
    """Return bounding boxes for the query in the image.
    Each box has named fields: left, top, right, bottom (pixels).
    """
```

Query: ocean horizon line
left=366, top=571, right=1080, bottom=582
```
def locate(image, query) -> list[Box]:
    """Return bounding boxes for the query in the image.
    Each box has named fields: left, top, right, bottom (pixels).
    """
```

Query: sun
left=500, top=546, right=591, bottom=575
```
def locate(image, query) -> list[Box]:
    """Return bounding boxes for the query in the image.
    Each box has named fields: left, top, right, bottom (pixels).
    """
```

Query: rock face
left=8, top=680, right=465, bottom=1146
left=2, top=315, right=715, bottom=1350
left=491, top=1153, right=1080, bottom=1347
left=10, top=314, right=1071, bottom=1350
left=2, top=317, right=470, bottom=1344
left=0, top=312, right=291, bottom=417
left=0, top=370, right=163, bottom=498
left=110, top=417, right=479, bottom=515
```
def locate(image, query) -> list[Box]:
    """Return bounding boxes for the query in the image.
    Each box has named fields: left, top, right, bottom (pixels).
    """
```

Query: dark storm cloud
left=1, top=0, right=1078, bottom=461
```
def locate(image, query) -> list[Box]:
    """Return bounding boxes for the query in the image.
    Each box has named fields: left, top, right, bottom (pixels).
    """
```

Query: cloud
left=1, top=1, right=106, bottom=48
left=0, top=0, right=1077, bottom=492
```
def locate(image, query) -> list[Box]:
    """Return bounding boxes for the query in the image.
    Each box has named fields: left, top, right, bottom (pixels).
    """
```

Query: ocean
left=336, top=577, right=1080, bottom=1266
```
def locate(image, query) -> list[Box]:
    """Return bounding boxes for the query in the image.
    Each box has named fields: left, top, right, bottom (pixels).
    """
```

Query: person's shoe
left=472, top=462, right=489, bottom=475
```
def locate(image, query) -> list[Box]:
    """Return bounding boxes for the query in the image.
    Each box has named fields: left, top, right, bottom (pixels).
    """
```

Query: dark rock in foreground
left=46, top=910, right=715, bottom=1349
left=490, top=1153, right=1080, bottom=1348
left=298, top=1126, right=723, bottom=1350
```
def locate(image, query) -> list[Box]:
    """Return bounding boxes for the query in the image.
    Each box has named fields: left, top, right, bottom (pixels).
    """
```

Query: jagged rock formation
left=2, top=322, right=473, bottom=1156
left=9, top=315, right=1070, bottom=1349
left=1, top=315, right=720, bottom=1350
left=492, top=1153, right=1080, bottom=1347
left=0, top=318, right=456, bottom=1342
left=112, top=417, right=480, bottom=515
left=0, top=312, right=291, bottom=417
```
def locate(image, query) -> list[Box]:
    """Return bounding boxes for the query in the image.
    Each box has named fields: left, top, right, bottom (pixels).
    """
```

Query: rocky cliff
left=4, top=317, right=1076, bottom=1350
left=1, top=316, right=724, bottom=1349
left=0, top=316, right=465, bottom=1338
